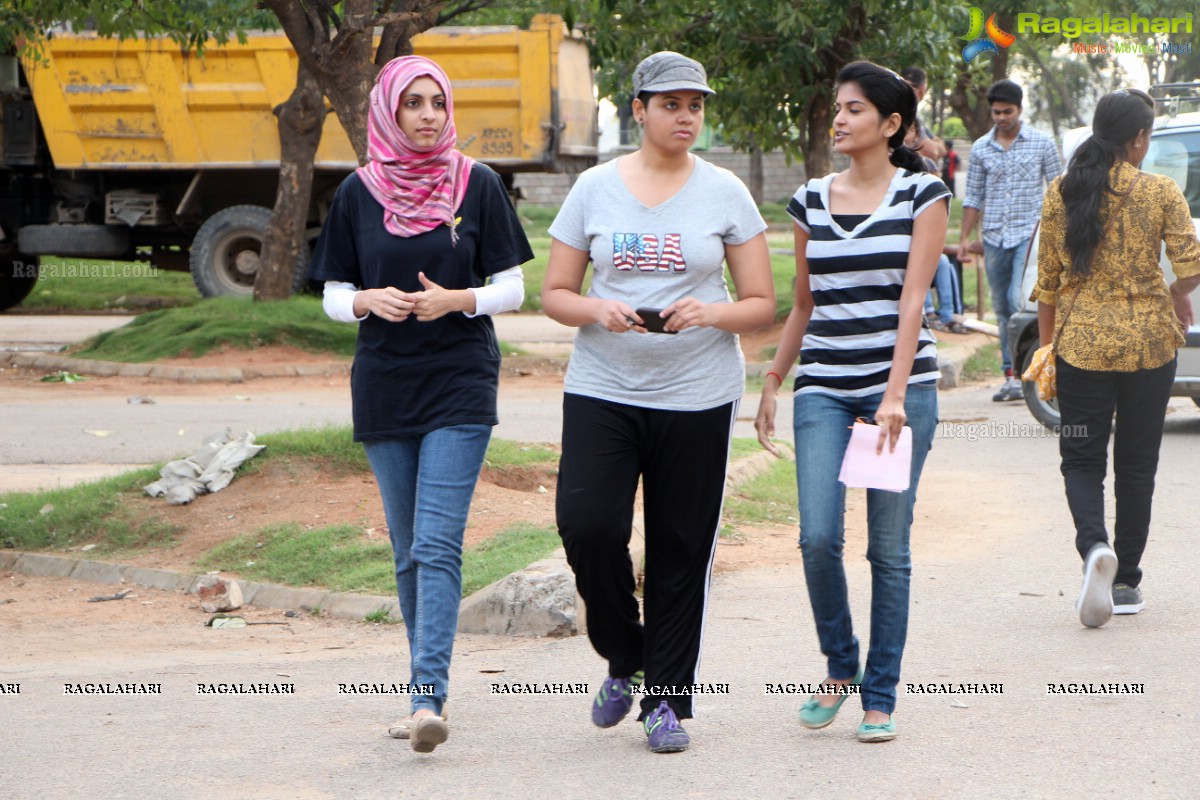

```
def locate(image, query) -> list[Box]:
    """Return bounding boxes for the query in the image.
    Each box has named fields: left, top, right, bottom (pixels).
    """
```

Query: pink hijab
left=356, top=56, right=474, bottom=242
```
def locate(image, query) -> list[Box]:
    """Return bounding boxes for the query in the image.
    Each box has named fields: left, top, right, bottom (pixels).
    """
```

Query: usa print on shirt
left=612, top=233, right=687, bottom=272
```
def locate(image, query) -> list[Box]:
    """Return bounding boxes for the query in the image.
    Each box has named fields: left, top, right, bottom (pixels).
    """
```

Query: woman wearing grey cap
left=542, top=51, right=774, bottom=753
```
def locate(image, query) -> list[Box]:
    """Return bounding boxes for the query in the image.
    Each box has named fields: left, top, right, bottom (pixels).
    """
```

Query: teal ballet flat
left=798, top=665, right=864, bottom=729
left=856, top=717, right=898, bottom=743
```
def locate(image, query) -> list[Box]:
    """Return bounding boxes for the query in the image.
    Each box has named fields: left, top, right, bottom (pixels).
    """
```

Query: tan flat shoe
left=388, top=705, right=448, bottom=740
left=410, top=715, right=449, bottom=753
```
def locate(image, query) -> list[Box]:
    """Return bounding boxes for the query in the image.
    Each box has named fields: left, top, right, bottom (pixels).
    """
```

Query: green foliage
left=581, top=0, right=960, bottom=167
left=0, top=0, right=271, bottom=56
left=939, top=116, right=969, bottom=140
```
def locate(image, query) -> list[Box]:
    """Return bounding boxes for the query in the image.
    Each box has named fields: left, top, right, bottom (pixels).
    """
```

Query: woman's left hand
left=660, top=297, right=716, bottom=332
left=413, top=272, right=466, bottom=321
left=874, top=395, right=908, bottom=454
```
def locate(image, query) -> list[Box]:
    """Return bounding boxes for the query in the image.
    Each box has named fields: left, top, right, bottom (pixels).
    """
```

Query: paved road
left=3, top=314, right=1199, bottom=797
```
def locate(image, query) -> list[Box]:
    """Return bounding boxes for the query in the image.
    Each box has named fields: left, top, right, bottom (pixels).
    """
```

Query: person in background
left=756, top=61, right=949, bottom=743
left=901, top=67, right=966, bottom=336
left=942, top=141, right=960, bottom=197
left=542, top=51, right=774, bottom=754
left=1034, top=88, right=1200, bottom=628
left=309, top=55, right=534, bottom=753
left=959, top=79, right=1062, bottom=402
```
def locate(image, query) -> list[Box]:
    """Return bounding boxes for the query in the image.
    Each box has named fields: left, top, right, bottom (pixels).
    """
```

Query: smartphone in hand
left=635, top=308, right=677, bottom=334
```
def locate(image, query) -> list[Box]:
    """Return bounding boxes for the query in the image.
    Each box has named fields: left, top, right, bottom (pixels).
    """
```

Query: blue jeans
left=983, top=239, right=1031, bottom=372
left=792, top=384, right=938, bottom=714
left=364, top=424, right=492, bottom=715
left=925, top=255, right=962, bottom=323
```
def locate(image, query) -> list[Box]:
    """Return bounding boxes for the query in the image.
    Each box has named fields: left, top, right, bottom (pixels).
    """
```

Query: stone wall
left=513, top=147, right=808, bottom=207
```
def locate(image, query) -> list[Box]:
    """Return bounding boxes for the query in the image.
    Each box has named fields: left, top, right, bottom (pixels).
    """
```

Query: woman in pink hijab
left=310, top=55, right=534, bottom=754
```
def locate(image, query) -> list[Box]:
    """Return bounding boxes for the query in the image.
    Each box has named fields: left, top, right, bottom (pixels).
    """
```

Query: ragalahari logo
left=961, top=8, right=1016, bottom=62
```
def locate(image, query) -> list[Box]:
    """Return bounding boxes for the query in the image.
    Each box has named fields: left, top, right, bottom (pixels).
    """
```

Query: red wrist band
left=766, top=370, right=783, bottom=384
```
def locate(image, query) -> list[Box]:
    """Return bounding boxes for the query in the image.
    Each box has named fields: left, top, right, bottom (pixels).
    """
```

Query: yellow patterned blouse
left=1034, top=161, right=1200, bottom=371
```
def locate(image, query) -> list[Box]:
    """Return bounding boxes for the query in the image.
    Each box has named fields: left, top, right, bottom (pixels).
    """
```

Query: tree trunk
left=803, top=96, right=833, bottom=180
left=747, top=142, right=764, bottom=205
left=261, top=0, right=378, bottom=165
left=255, top=64, right=327, bottom=302
left=948, top=64, right=994, bottom=142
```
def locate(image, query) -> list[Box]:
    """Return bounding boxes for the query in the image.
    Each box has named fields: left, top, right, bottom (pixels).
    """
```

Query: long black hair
left=835, top=61, right=928, bottom=173
left=1060, top=89, right=1154, bottom=276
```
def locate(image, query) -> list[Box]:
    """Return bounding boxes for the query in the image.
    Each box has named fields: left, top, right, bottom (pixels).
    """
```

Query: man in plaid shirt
left=958, top=79, right=1062, bottom=402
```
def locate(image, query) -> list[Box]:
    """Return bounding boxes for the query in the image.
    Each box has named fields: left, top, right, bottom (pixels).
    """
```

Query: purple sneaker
left=643, top=700, right=690, bottom=753
left=591, top=670, right=643, bottom=728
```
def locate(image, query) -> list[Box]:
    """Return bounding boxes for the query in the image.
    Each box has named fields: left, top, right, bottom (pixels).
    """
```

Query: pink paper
left=838, top=422, right=912, bottom=493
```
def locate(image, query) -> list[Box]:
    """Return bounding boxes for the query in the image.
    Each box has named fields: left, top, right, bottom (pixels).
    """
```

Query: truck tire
left=189, top=205, right=309, bottom=298
left=1, top=252, right=39, bottom=311
left=17, top=224, right=131, bottom=258
left=1019, top=343, right=1062, bottom=431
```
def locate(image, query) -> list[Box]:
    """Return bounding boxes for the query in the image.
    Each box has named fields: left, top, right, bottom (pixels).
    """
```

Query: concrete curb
left=0, top=351, right=350, bottom=382
left=0, top=350, right=567, bottom=383
left=0, top=550, right=398, bottom=622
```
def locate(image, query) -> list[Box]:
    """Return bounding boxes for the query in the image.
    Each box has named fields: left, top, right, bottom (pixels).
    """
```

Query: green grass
left=72, top=295, right=358, bottom=362
left=20, top=256, right=202, bottom=311
left=198, top=522, right=394, bottom=594
left=962, top=341, right=1002, bottom=382
left=723, top=456, right=798, bottom=527
left=251, top=426, right=370, bottom=474
left=729, top=437, right=765, bottom=460
left=460, top=523, right=561, bottom=596
left=0, top=468, right=178, bottom=552
left=482, top=439, right=559, bottom=469
left=196, top=520, right=561, bottom=598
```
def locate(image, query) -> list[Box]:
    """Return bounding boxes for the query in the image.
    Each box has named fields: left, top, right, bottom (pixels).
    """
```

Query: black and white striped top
left=786, top=168, right=950, bottom=397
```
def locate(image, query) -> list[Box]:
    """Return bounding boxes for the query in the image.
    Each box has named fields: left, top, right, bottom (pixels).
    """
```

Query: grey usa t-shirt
left=548, top=156, right=766, bottom=411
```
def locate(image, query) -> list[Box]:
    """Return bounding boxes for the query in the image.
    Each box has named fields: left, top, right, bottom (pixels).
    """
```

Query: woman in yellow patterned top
left=1035, top=88, right=1200, bottom=629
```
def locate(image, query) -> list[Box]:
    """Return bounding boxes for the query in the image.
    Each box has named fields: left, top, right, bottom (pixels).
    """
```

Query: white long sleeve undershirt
left=321, top=266, right=525, bottom=323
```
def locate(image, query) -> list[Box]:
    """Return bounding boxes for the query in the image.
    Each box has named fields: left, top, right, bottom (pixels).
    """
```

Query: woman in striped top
left=755, top=61, right=950, bottom=743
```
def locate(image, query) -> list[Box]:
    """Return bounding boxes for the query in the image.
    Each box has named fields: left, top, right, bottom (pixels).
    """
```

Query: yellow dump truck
left=0, top=14, right=596, bottom=308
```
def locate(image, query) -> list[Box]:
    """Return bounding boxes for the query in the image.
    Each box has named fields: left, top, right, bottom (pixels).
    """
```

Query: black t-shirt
left=309, top=163, right=534, bottom=441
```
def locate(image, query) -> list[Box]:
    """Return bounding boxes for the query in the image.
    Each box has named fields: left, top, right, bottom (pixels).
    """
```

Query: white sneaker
left=1077, top=544, right=1117, bottom=628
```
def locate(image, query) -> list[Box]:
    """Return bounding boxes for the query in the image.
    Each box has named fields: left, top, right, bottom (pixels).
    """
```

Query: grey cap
left=632, top=51, right=714, bottom=96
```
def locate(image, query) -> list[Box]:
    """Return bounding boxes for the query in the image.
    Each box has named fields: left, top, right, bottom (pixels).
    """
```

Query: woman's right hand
left=594, top=299, right=643, bottom=333
left=354, top=287, right=417, bottom=322
left=1170, top=280, right=1196, bottom=327
left=755, top=381, right=780, bottom=457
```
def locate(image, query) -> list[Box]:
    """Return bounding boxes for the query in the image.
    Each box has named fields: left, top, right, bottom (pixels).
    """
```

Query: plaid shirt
left=963, top=124, right=1061, bottom=248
